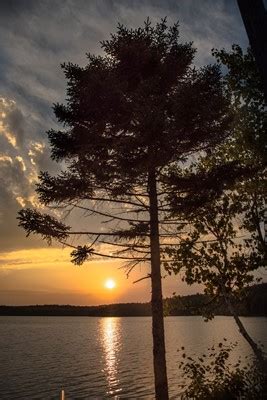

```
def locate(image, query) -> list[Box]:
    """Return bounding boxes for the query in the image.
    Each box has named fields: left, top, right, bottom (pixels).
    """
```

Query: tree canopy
left=166, top=45, right=267, bottom=367
left=18, top=19, right=235, bottom=399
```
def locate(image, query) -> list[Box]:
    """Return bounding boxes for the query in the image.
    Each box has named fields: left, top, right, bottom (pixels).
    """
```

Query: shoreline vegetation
left=1, top=283, right=266, bottom=317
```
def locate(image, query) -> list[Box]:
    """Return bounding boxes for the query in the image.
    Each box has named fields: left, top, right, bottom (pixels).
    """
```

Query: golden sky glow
left=0, top=246, right=200, bottom=305
left=0, top=247, right=149, bottom=305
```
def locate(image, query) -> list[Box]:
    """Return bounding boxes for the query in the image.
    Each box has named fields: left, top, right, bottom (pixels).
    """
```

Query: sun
left=104, top=278, right=116, bottom=290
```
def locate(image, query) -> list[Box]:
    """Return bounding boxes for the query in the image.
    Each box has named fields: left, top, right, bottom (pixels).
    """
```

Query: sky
left=0, top=0, right=250, bottom=305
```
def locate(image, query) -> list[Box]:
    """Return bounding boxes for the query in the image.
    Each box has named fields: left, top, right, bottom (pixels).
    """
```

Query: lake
left=0, top=316, right=266, bottom=399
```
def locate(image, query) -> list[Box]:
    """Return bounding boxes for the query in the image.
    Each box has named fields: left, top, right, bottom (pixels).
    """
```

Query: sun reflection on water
left=100, top=317, right=122, bottom=396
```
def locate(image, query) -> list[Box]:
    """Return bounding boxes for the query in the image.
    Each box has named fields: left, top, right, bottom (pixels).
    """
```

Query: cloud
left=0, top=97, right=58, bottom=251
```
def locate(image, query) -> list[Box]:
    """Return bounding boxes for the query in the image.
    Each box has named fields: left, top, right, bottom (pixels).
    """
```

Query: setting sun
left=104, top=279, right=116, bottom=290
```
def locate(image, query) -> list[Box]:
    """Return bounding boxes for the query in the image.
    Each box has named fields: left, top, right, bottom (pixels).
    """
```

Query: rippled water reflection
left=0, top=316, right=266, bottom=399
left=100, top=318, right=122, bottom=397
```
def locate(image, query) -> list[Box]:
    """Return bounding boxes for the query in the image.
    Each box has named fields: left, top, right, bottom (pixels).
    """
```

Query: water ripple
left=0, top=316, right=266, bottom=399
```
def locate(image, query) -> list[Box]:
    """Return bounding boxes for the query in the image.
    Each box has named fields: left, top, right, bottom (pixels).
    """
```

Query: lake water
left=0, top=316, right=266, bottom=399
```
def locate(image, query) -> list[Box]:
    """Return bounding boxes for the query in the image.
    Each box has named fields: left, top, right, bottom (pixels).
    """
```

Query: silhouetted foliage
left=212, top=44, right=266, bottom=164
left=18, top=208, right=70, bottom=244
left=165, top=45, right=267, bottom=366
left=179, top=341, right=266, bottom=399
left=164, top=283, right=267, bottom=317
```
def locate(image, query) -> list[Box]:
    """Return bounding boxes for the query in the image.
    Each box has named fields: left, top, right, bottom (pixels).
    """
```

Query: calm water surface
left=0, top=316, right=266, bottom=399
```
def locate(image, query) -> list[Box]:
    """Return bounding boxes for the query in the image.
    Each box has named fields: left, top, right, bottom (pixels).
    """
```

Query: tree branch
left=133, top=274, right=151, bottom=284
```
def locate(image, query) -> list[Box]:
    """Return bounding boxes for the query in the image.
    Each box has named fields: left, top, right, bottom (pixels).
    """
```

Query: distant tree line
left=165, top=283, right=267, bottom=317
left=1, top=283, right=266, bottom=317
left=0, top=302, right=151, bottom=317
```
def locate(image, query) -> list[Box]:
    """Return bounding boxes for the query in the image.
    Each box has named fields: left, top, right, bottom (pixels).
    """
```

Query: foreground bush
left=178, top=341, right=266, bottom=399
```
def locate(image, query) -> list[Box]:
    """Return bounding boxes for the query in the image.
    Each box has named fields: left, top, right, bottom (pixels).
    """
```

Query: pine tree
left=18, top=19, right=232, bottom=399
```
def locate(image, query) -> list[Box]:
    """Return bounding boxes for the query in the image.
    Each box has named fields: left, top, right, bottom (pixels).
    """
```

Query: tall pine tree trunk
left=148, top=169, right=169, bottom=400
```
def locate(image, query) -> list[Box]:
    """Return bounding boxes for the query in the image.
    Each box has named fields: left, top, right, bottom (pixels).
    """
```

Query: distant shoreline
left=0, top=303, right=267, bottom=318
left=0, top=303, right=152, bottom=317
left=1, top=283, right=266, bottom=317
